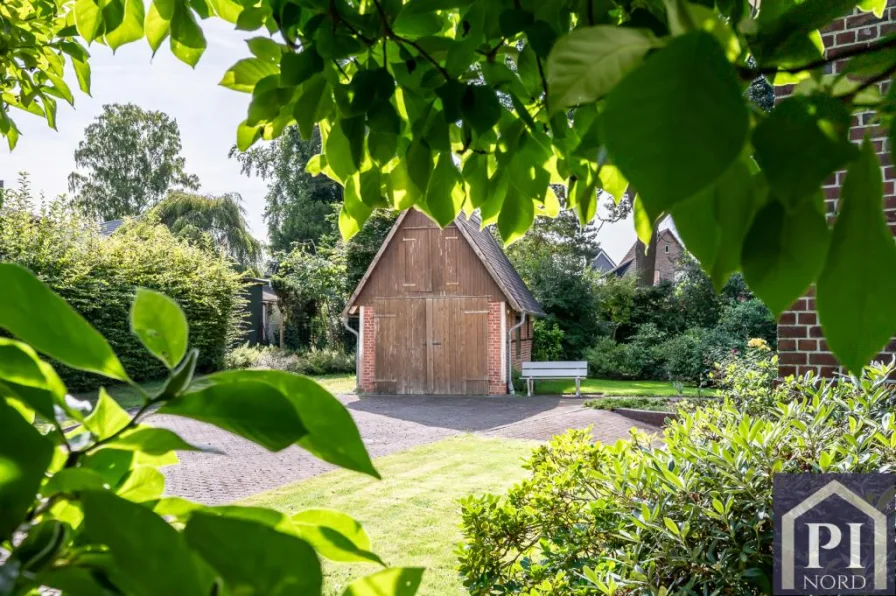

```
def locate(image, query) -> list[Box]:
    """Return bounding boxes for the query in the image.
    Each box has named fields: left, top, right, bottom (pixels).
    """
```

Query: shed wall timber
left=354, top=210, right=508, bottom=306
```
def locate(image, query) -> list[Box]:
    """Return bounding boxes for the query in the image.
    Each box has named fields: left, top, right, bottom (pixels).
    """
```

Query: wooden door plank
left=426, top=297, right=434, bottom=395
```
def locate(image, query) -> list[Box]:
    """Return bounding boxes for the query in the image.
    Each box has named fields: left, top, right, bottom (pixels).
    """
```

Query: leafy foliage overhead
left=4, top=0, right=896, bottom=371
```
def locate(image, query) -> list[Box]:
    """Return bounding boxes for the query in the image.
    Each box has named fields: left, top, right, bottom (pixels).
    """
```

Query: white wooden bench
left=521, top=361, right=588, bottom=397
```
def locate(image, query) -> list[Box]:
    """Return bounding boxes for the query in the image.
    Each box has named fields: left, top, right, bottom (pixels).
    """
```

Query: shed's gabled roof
left=343, top=209, right=544, bottom=316
left=99, top=219, right=125, bottom=236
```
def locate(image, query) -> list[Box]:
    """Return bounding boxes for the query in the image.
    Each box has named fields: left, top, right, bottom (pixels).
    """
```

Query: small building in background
left=606, top=229, right=684, bottom=285
left=343, top=208, right=543, bottom=395
left=590, top=248, right=617, bottom=274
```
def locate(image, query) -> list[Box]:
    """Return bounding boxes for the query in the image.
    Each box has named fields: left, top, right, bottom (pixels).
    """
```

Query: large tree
left=230, top=126, right=342, bottom=252
left=148, top=191, right=262, bottom=270
left=68, top=103, right=199, bottom=220
left=3, top=0, right=896, bottom=371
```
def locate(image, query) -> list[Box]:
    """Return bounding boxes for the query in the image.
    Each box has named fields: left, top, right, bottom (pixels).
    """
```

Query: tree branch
left=371, top=0, right=451, bottom=80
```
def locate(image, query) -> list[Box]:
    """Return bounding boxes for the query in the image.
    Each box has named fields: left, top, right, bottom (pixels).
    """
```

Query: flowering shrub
left=711, top=338, right=778, bottom=413
left=458, top=365, right=896, bottom=595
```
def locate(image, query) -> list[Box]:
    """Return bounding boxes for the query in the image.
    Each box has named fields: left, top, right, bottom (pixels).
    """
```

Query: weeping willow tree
left=149, top=192, right=262, bottom=270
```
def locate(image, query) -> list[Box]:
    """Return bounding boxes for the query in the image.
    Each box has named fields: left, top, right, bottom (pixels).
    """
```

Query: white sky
left=0, top=20, right=637, bottom=264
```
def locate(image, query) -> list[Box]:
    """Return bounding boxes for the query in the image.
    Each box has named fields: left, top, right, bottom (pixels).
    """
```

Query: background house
left=606, top=229, right=684, bottom=285
left=590, top=248, right=617, bottom=274
left=343, top=208, right=543, bottom=395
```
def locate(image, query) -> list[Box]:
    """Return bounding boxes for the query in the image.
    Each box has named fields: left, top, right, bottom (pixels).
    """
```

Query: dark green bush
left=0, top=195, right=245, bottom=390
left=458, top=364, right=896, bottom=595
left=532, top=320, right=564, bottom=361
left=717, top=298, right=777, bottom=348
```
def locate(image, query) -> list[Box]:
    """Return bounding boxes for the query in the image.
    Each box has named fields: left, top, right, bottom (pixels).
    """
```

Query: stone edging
left=613, top=407, right=678, bottom=426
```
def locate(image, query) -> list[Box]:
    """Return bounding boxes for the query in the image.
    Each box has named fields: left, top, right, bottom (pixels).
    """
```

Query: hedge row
left=0, top=197, right=246, bottom=391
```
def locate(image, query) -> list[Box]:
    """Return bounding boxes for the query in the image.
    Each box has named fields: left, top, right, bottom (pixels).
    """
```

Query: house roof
left=343, top=209, right=545, bottom=317
left=609, top=228, right=682, bottom=278
left=455, top=212, right=544, bottom=316
left=99, top=219, right=125, bottom=236
left=590, top=248, right=616, bottom=273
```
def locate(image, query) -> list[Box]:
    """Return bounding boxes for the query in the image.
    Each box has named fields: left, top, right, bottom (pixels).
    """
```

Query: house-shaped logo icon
left=774, top=474, right=895, bottom=595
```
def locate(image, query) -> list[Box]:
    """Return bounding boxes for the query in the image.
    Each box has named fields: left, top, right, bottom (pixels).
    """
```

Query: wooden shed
left=343, top=209, right=544, bottom=395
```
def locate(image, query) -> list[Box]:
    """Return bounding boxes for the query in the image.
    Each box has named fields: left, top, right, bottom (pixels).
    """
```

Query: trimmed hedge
left=0, top=197, right=246, bottom=391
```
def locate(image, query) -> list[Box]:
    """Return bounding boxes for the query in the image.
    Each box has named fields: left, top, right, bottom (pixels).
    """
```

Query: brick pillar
left=776, top=4, right=896, bottom=377
left=359, top=306, right=376, bottom=393
left=488, top=302, right=506, bottom=394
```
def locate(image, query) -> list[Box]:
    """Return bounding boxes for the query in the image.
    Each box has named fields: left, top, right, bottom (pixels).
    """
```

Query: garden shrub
left=458, top=364, right=896, bottom=595
left=584, top=396, right=673, bottom=411
left=532, top=320, right=565, bottom=361
left=711, top=338, right=779, bottom=414
left=224, top=344, right=355, bottom=375
left=584, top=337, right=624, bottom=379
left=0, top=195, right=245, bottom=390
left=717, top=298, right=777, bottom=348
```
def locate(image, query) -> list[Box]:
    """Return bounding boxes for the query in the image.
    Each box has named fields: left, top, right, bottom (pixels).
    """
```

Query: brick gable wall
left=776, top=4, right=896, bottom=377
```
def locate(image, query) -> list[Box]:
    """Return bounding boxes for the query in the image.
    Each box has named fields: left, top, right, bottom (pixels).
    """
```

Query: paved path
left=150, top=395, right=659, bottom=504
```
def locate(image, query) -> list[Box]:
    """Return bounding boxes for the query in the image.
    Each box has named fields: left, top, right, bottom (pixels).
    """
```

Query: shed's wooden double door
left=373, top=296, right=489, bottom=395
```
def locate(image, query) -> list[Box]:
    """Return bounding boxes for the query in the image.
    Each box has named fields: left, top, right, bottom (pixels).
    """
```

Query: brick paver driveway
left=150, top=394, right=659, bottom=504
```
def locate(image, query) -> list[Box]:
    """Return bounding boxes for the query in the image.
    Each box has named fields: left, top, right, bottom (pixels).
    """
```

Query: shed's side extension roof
left=343, top=209, right=544, bottom=316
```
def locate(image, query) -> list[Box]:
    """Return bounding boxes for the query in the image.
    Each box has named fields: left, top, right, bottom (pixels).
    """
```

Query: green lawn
left=243, top=435, right=538, bottom=596
left=533, top=378, right=716, bottom=397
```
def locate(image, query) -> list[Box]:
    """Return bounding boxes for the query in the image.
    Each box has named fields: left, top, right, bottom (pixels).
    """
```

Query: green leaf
left=105, top=0, right=145, bottom=50
left=0, top=339, right=65, bottom=421
left=207, top=0, right=242, bottom=22
left=632, top=195, right=654, bottom=246
left=817, top=140, right=896, bottom=374
left=325, top=117, right=363, bottom=182
left=294, top=78, right=328, bottom=140
left=145, top=0, right=174, bottom=53
left=741, top=198, right=830, bottom=317
left=281, top=49, right=324, bottom=87
left=670, top=157, right=757, bottom=289
left=246, top=37, right=282, bottom=62
left=663, top=517, right=680, bottom=536
left=184, top=512, right=322, bottom=595
left=858, top=0, right=887, bottom=17
left=547, top=26, right=657, bottom=111
left=0, top=264, right=128, bottom=381
left=157, top=347, right=198, bottom=399
left=461, top=85, right=502, bottom=134
left=424, top=152, right=464, bottom=226
left=192, top=370, right=378, bottom=477
left=601, top=31, right=748, bottom=220
left=571, top=167, right=598, bottom=225
left=169, top=2, right=207, bottom=67
left=83, top=387, right=131, bottom=440
left=0, top=399, right=54, bottom=541
left=292, top=509, right=384, bottom=565
left=753, top=94, right=858, bottom=204
left=161, top=379, right=307, bottom=451
left=130, top=288, right=188, bottom=369
left=753, top=0, right=856, bottom=65
left=42, top=468, right=107, bottom=496
left=236, top=120, right=262, bottom=151
left=342, top=567, right=425, bottom=596
left=75, top=0, right=103, bottom=42
left=498, top=186, right=534, bottom=246
left=82, top=491, right=210, bottom=596
left=72, top=58, right=92, bottom=94
left=392, top=3, right=444, bottom=37
left=107, top=426, right=212, bottom=455
left=220, top=58, right=279, bottom=93
left=117, top=465, right=165, bottom=502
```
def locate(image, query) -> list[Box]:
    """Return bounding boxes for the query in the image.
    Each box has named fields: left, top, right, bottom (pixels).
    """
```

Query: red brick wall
left=488, top=302, right=507, bottom=394
left=777, top=4, right=896, bottom=377
left=509, top=315, right=533, bottom=371
left=359, top=306, right=376, bottom=393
